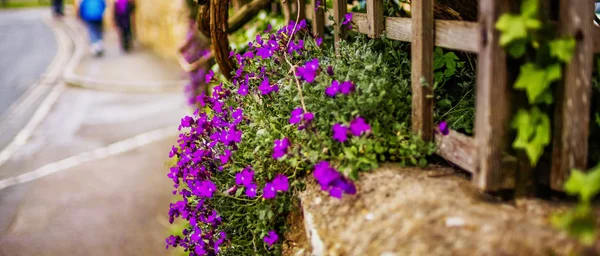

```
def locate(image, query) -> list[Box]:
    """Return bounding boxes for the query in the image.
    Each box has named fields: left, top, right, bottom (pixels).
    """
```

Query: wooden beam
left=411, top=0, right=434, bottom=141
left=366, top=0, right=384, bottom=38
left=434, top=130, right=478, bottom=173
left=550, top=0, right=594, bottom=190
left=473, top=0, right=511, bottom=191
left=332, top=0, right=347, bottom=54
left=352, top=13, right=479, bottom=53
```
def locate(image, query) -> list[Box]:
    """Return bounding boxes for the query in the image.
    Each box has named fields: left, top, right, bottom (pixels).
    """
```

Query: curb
left=61, top=19, right=187, bottom=94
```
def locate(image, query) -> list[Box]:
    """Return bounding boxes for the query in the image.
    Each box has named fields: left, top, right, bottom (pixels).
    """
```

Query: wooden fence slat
left=352, top=13, right=479, bottom=53
left=473, top=0, right=511, bottom=191
left=312, top=0, right=325, bottom=38
left=550, top=0, right=594, bottom=190
left=411, top=0, right=434, bottom=141
left=366, top=0, right=384, bottom=38
left=333, top=0, right=347, bottom=54
left=435, top=130, right=478, bottom=173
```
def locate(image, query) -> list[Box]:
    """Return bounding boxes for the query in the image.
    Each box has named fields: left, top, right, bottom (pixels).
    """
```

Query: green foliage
left=496, top=0, right=575, bottom=166
left=511, top=107, right=551, bottom=166
left=552, top=164, right=600, bottom=245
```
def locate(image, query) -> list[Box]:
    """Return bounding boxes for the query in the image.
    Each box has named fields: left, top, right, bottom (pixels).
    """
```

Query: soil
left=285, top=164, right=599, bottom=256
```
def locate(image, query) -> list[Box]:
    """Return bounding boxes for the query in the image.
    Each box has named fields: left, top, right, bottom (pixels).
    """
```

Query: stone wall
left=102, top=0, right=190, bottom=61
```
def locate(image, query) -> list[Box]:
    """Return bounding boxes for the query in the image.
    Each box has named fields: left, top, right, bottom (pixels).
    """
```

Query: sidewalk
left=0, top=15, right=188, bottom=256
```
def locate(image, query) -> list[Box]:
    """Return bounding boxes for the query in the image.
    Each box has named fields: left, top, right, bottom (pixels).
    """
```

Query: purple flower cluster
left=326, top=80, right=355, bottom=97
left=332, top=117, right=372, bottom=142
left=313, top=161, right=357, bottom=198
left=168, top=21, right=316, bottom=253
left=296, top=58, right=320, bottom=83
left=289, top=107, right=314, bottom=130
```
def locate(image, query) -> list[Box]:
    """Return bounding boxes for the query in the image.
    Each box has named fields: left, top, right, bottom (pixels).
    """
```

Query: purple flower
left=272, top=138, right=290, bottom=159
left=340, top=81, right=355, bottom=94
left=196, top=180, right=217, bottom=198
left=232, top=108, right=243, bottom=124
left=263, top=182, right=277, bottom=199
left=349, top=117, right=371, bottom=136
left=205, top=70, right=215, bottom=83
left=219, top=149, right=231, bottom=164
left=289, top=107, right=303, bottom=124
left=245, top=183, right=257, bottom=198
left=288, top=39, right=304, bottom=54
left=238, top=84, right=248, bottom=96
left=214, top=231, right=226, bottom=253
left=235, top=167, right=254, bottom=186
left=332, top=123, right=348, bottom=142
left=326, top=66, right=334, bottom=76
left=303, top=112, right=314, bottom=122
left=256, top=47, right=274, bottom=59
left=316, top=37, right=323, bottom=47
left=343, top=13, right=353, bottom=28
left=313, top=161, right=357, bottom=198
left=272, top=174, right=289, bottom=192
left=313, top=161, right=340, bottom=189
left=296, top=58, right=320, bottom=83
left=438, top=121, right=449, bottom=136
left=326, top=80, right=340, bottom=97
left=242, top=51, right=254, bottom=60
left=263, top=230, right=279, bottom=247
left=258, top=77, right=279, bottom=95
left=314, top=0, right=321, bottom=10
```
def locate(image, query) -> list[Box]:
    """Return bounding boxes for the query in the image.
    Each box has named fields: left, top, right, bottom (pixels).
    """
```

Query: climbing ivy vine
left=495, top=0, right=575, bottom=166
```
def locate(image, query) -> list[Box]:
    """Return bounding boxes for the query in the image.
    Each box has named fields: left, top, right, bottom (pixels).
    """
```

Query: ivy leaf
left=549, top=38, right=576, bottom=62
left=520, top=0, right=539, bottom=18
left=496, top=14, right=528, bottom=47
left=514, top=63, right=562, bottom=103
left=512, top=107, right=551, bottom=165
left=564, top=165, right=600, bottom=203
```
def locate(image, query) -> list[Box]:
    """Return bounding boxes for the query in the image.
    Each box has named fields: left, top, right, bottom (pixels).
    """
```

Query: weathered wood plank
left=473, top=0, right=511, bottom=191
left=411, top=0, right=434, bottom=141
left=333, top=0, right=347, bottom=54
left=435, top=130, right=478, bottom=173
left=366, top=0, right=384, bottom=38
left=550, top=0, right=594, bottom=190
left=312, top=0, right=325, bottom=38
left=352, top=13, right=479, bottom=52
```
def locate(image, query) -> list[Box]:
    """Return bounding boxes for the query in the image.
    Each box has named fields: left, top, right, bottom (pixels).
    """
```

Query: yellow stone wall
left=75, top=0, right=190, bottom=61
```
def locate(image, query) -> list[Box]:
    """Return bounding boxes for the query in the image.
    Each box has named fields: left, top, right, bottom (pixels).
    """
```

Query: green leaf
left=496, top=14, right=528, bottom=46
left=511, top=107, right=551, bottom=165
left=564, top=165, right=600, bottom=202
left=549, top=38, right=576, bottom=62
left=520, top=0, right=539, bottom=18
left=514, top=63, right=562, bottom=103
left=596, top=112, right=600, bottom=128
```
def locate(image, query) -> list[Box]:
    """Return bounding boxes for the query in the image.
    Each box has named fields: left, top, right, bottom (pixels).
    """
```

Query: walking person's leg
left=86, top=20, right=104, bottom=56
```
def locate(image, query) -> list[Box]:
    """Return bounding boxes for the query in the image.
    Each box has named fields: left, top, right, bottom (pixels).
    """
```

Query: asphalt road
left=0, top=9, right=57, bottom=118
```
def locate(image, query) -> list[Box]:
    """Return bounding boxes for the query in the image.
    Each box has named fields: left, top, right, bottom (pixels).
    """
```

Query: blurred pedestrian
left=114, top=0, right=135, bottom=52
left=51, top=0, right=64, bottom=17
left=78, top=0, right=106, bottom=57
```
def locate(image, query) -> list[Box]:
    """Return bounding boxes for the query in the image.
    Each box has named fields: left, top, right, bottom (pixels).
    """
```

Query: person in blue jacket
left=78, top=0, right=106, bottom=57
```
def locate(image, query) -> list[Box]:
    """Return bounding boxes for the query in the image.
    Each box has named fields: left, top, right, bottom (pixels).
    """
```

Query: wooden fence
left=310, top=0, right=600, bottom=191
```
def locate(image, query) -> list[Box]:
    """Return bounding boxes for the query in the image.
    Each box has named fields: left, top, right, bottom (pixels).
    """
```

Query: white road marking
left=0, top=17, right=72, bottom=167
left=0, top=126, right=178, bottom=191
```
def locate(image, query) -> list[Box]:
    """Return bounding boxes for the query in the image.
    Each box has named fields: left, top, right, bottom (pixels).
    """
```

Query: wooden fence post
left=411, top=0, right=434, bottom=141
left=550, top=0, right=594, bottom=190
left=312, top=0, right=325, bottom=38
left=333, top=0, right=347, bottom=54
left=473, top=0, right=511, bottom=190
left=366, top=0, right=384, bottom=38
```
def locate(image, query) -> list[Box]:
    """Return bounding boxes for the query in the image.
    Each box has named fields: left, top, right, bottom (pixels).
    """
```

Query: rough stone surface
left=296, top=165, right=594, bottom=256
